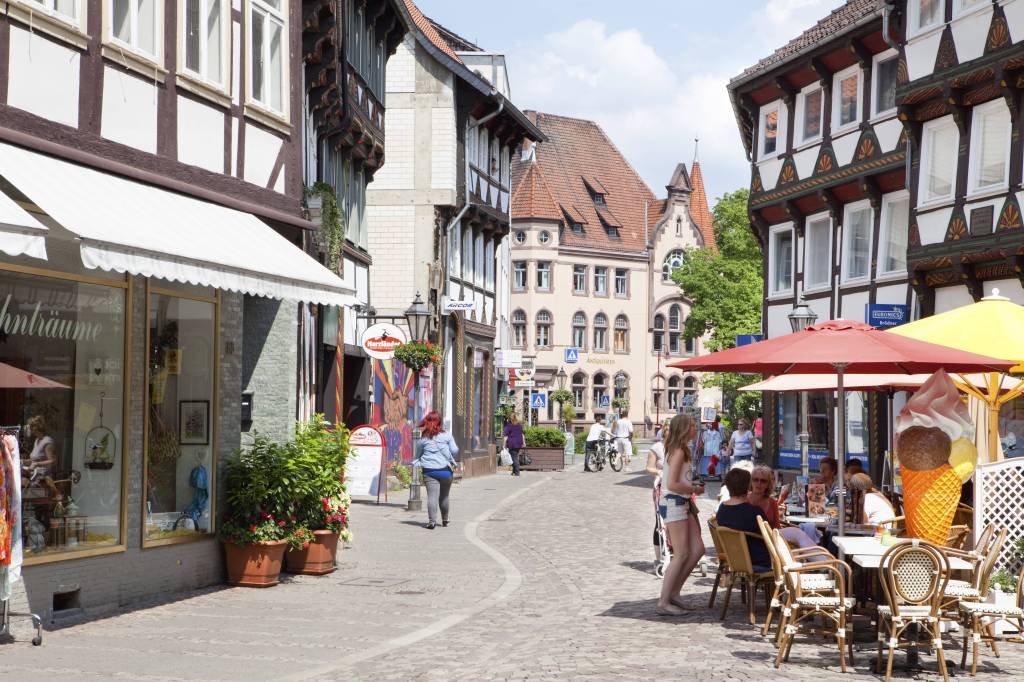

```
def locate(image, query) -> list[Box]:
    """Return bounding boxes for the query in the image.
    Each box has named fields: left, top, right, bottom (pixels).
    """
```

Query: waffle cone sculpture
left=894, top=370, right=975, bottom=544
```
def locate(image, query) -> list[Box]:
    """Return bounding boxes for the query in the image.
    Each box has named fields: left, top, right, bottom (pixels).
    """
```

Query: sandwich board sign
left=530, top=393, right=547, bottom=409
left=347, top=425, right=386, bottom=502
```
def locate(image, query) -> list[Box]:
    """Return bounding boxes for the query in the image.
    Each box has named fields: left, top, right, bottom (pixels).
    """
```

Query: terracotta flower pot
left=284, top=530, right=339, bottom=575
left=223, top=540, right=287, bottom=587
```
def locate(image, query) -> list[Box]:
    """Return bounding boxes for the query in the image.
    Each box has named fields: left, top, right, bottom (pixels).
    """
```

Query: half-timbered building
left=728, top=0, right=911, bottom=471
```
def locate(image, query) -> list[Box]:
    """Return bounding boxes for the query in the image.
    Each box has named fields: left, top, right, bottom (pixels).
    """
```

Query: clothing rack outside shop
left=1, top=425, right=43, bottom=646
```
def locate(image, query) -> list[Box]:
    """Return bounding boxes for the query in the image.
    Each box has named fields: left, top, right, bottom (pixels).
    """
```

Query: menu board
left=347, top=425, right=386, bottom=501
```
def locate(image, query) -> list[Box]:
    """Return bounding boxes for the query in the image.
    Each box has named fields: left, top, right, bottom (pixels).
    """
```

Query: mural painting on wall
left=371, top=359, right=415, bottom=467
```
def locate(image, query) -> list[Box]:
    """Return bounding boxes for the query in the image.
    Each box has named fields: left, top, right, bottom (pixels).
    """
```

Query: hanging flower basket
left=394, top=341, right=441, bottom=372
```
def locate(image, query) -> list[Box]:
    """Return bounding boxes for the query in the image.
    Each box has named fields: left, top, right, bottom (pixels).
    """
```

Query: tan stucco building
left=509, top=112, right=721, bottom=432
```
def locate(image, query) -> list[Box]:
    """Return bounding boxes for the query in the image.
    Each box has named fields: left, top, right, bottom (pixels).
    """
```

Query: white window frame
left=918, top=115, right=959, bottom=207
left=512, top=261, right=527, bottom=291
left=572, top=265, right=587, bottom=294
left=10, top=0, right=88, bottom=47
left=593, top=267, right=607, bottom=296
left=841, top=200, right=874, bottom=284
left=803, top=211, right=832, bottom=292
left=796, top=82, right=823, bottom=145
left=758, top=100, right=786, bottom=161
left=768, top=224, right=794, bottom=297
left=878, top=190, right=910, bottom=277
left=967, top=98, right=1012, bottom=196
left=954, top=0, right=987, bottom=18
left=614, top=268, right=629, bottom=297
left=105, top=0, right=163, bottom=64
left=871, top=49, right=899, bottom=119
left=245, top=0, right=290, bottom=121
left=178, top=0, right=231, bottom=91
left=909, top=0, right=944, bottom=37
left=536, top=261, right=551, bottom=292
left=832, top=65, right=862, bottom=134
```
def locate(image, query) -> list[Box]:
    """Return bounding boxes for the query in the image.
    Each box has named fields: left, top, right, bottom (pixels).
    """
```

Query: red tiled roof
left=647, top=199, right=667, bottom=239
left=510, top=160, right=562, bottom=222
left=688, top=161, right=716, bottom=251
left=403, top=0, right=462, bottom=64
left=511, top=113, right=656, bottom=254
left=731, top=0, right=878, bottom=84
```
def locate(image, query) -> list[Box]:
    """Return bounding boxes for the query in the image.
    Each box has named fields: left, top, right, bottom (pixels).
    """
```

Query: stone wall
left=241, top=295, right=298, bottom=443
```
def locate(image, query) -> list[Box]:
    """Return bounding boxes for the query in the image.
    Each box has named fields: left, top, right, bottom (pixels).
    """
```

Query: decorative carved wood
left=860, top=176, right=882, bottom=211
left=945, top=209, right=968, bottom=241
left=817, top=188, right=843, bottom=222
left=854, top=128, right=880, bottom=161
left=955, top=259, right=983, bottom=301
left=814, top=145, right=837, bottom=175
left=934, top=26, right=960, bottom=72
left=986, top=5, right=1012, bottom=55
left=998, top=194, right=1024, bottom=230
left=910, top=277, right=935, bottom=317
left=908, top=220, right=921, bottom=247
left=751, top=167, right=763, bottom=194
left=778, top=157, right=798, bottom=186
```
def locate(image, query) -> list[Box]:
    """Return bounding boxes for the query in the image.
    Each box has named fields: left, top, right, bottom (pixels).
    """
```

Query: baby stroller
left=653, top=479, right=672, bottom=579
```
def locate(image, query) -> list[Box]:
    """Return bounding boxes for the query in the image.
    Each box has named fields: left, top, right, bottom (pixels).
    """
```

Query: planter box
left=987, top=588, right=1020, bottom=635
left=520, top=447, right=565, bottom=471
left=284, top=530, right=339, bottom=576
left=223, top=540, right=286, bottom=587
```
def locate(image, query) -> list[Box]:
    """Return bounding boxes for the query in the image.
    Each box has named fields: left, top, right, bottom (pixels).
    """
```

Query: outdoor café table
left=785, top=514, right=829, bottom=525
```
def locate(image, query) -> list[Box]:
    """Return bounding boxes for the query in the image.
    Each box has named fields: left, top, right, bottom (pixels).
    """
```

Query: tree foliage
left=672, top=188, right=764, bottom=425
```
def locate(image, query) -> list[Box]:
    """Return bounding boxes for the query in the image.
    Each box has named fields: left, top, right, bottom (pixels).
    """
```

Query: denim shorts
left=659, top=493, right=689, bottom=523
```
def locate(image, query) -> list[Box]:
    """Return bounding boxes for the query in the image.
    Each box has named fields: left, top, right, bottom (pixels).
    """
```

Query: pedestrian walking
left=727, top=418, right=757, bottom=469
left=412, top=411, right=458, bottom=529
left=502, top=413, right=524, bottom=477
left=612, top=413, right=634, bottom=469
left=656, top=413, right=705, bottom=616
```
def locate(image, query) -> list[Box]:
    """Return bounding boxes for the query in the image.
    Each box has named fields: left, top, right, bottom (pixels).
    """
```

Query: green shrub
left=392, top=463, right=411, bottom=488
left=991, top=569, right=1016, bottom=592
left=574, top=431, right=587, bottom=455
left=524, top=426, right=566, bottom=448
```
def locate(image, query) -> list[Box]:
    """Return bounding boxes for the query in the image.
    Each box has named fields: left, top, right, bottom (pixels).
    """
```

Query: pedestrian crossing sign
left=599, top=395, right=611, bottom=408
left=530, top=393, right=547, bottom=409
left=564, top=347, right=580, bottom=363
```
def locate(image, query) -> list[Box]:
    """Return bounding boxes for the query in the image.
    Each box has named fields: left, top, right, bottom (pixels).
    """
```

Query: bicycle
left=584, top=434, right=623, bottom=472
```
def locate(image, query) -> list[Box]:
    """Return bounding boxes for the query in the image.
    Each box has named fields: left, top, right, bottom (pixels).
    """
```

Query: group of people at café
left=651, top=416, right=896, bottom=615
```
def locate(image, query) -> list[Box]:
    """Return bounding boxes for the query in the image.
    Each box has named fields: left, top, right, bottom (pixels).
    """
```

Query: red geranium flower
left=278, top=520, right=286, bottom=527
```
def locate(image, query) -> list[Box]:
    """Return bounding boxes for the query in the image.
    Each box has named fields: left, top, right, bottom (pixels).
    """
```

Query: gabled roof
left=510, top=161, right=562, bottom=222
left=403, top=0, right=462, bottom=63
left=689, top=161, right=716, bottom=250
left=426, top=16, right=482, bottom=53
left=511, top=112, right=656, bottom=254
left=594, top=203, right=622, bottom=228
left=729, top=0, right=879, bottom=86
left=666, top=163, right=692, bottom=194
left=582, top=175, right=609, bottom=195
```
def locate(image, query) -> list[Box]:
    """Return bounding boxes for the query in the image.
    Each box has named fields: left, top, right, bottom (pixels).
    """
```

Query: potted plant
left=283, top=416, right=352, bottom=576
left=522, top=426, right=567, bottom=471
left=987, top=569, right=1018, bottom=634
left=220, top=435, right=291, bottom=587
left=394, top=340, right=441, bottom=372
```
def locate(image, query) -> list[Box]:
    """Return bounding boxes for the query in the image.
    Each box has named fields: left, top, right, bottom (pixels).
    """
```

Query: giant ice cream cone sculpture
left=895, top=369, right=976, bottom=545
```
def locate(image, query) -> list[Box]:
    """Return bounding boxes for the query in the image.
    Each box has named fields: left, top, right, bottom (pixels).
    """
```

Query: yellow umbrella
left=887, top=289, right=1024, bottom=462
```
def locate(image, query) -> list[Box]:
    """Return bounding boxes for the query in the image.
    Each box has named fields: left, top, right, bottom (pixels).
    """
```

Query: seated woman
left=748, top=465, right=818, bottom=548
left=716, top=468, right=772, bottom=571
left=848, top=473, right=896, bottom=527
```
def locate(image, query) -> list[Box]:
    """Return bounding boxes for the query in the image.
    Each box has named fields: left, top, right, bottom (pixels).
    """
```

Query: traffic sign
left=530, top=393, right=548, bottom=409
left=735, top=334, right=763, bottom=347
left=564, top=348, right=580, bottom=363
left=599, top=395, right=611, bottom=408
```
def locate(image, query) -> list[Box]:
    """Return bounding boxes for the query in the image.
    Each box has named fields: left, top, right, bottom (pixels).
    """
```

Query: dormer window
left=605, top=224, right=620, bottom=239
left=591, top=191, right=605, bottom=205
left=583, top=176, right=608, bottom=205
left=570, top=222, right=584, bottom=234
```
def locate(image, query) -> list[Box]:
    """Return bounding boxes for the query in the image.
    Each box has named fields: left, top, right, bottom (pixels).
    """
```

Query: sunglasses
left=752, top=478, right=771, bottom=483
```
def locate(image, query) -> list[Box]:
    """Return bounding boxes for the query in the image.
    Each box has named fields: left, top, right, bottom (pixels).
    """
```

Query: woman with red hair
left=412, top=411, right=459, bottom=529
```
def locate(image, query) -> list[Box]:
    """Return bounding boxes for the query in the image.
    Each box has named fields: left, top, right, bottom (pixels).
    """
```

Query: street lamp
left=405, top=292, right=431, bottom=513
left=651, top=374, right=666, bottom=433
left=788, top=297, right=818, bottom=479
left=555, top=367, right=568, bottom=430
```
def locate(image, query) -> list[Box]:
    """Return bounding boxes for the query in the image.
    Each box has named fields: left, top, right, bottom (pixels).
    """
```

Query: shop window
left=1, top=269, right=126, bottom=560
left=572, top=372, right=586, bottom=409
left=145, top=290, right=216, bottom=543
left=472, top=350, right=486, bottom=450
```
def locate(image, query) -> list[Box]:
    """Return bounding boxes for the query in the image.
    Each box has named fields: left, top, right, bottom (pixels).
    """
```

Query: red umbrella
left=669, top=320, right=1014, bottom=534
left=0, top=362, right=69, bottom=389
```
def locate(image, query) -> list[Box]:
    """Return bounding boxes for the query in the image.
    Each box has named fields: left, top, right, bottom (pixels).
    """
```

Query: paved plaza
left=2, top=452, right=1022, bottom=681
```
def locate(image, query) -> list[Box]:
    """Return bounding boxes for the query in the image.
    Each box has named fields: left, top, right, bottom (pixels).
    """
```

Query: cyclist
left=584, top=416, right=609, bottom=472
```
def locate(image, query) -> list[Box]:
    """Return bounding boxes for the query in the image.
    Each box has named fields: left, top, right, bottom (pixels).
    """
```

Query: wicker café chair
left=772, top=529, right=855, bottom=672
left=714, top=525, right=775, bottom=625
left=707, top=517, right=732, bottom=609
left=876, top=540, right=951, bottom=682
left=958, top=535, right=1023, bottom=675
left=756, top=515, right=836, bottom=642
left=941, top=528, right=1006, bottom=619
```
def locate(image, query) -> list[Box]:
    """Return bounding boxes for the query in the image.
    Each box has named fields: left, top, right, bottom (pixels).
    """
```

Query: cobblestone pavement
left=3, top=452, right=1022, bottom=681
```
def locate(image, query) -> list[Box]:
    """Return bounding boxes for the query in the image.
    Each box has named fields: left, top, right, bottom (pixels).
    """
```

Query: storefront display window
left=0, top=267, right=126, bottom=560
left=145, top=288, right=217, bottom=544
left=471, top=349, right=483, bottom=451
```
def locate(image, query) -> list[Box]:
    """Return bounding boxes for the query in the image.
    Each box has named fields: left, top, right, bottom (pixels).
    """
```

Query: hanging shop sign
left=442, top=297, right=476, bottom=312
left=360, top=322, right=407, bottom=360
left=347, top=425, right=387, bottom=501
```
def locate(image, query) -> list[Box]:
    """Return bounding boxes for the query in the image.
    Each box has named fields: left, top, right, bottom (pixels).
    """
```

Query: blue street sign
left=530, top=393, right=548, bottom=409
left=565, top=348, right=580, bottom=363
left=599, top=395, right=611, bottom=408
left=865, top=303, right=908, bottom=329
left=735, top=334, right=763, bottom=347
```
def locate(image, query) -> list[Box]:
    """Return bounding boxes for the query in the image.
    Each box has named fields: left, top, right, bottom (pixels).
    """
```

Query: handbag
left=518, top=450, right=532, bottom=466
left=499, top=448, right=513, bottom=466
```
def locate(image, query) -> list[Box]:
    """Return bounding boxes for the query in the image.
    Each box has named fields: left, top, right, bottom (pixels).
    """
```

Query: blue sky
left=417, top=0, right=845, bottom=206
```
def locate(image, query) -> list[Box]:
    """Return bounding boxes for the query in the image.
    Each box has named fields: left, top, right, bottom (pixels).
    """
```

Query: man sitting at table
left=716, top=468, right=772, bottom=570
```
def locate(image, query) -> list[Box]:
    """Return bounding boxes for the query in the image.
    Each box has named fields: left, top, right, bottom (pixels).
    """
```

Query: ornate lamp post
left=651, top=374, right=666, bottom=432
left=405, top=292, right=430, bottom=513
left=555, top=367, right=568, bottom=430
left=788, top=298, right=818, bottom=478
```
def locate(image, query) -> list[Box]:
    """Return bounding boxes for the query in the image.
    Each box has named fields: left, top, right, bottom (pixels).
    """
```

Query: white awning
left=0, top=186, right=47, bottom=260
left=0, top=142, right=354, bottom=307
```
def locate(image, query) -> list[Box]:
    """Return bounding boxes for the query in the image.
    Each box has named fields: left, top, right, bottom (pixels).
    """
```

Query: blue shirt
left=716, top=502, right=771, bottom=570
left=413, top=432, right=459, bottom=470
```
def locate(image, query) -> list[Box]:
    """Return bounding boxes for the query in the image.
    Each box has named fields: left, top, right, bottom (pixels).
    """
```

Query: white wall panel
left=7, top=26, right=80, bottom=128
left=101, top=67, right=158, bottom=153
left=839, top=290, right=869, bottom=322
left=986, top=278, right=1024, bottom=304
left=766, top=303, right=792, bottom=339
left=963, top=196, right=1002, bottom=235
left=918, top=207, right=954, bottom=245
left=951, top=7, right=993, bottom=63
left=177, top=96, right=225, bottom=173
left=833, top=129, right=859, bottom=166
left=431, top=107, right=456, bottom=191
left=243, top=123, right=282, bottom=188
left=875, top=284, right=908, bottom=305
left=935, top=285, right=974, bottom=313
left=807, top=296, right=832, bottom=325
left=373, top=108, right=414, bottom=189
left=386, top=35, right=416, bottom=94
left=1007, top=0, right=1024, bottom=43
left=875, top=118, right=903, bottom=152
left=906, top=31, right=942, bottom=81
left=793, top=146, right=818, bottom=181
left=758, top=159, right=783, bottom=191
left=356, top=264, right=369, bottom=302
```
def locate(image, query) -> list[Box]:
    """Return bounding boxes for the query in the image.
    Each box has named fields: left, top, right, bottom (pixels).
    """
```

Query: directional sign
left=530, top=393, right=548, bottom=409
left=599, top=395, right=611, bottom=408
left=564, top=348, right=580, bottom=363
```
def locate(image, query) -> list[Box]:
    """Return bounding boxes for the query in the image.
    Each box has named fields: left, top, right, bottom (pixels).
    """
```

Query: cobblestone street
left=3, top=455, right=1022, bottom=681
